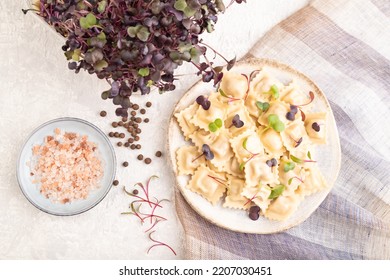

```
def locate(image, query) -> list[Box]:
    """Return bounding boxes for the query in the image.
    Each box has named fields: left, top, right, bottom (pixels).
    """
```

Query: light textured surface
left=0, top=0, right=309, bottom=259
left=176, top=0, right=390, bottom=259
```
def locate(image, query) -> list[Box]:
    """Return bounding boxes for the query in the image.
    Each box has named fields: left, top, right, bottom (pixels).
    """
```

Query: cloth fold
left=175, top=0, right=390, bottom=259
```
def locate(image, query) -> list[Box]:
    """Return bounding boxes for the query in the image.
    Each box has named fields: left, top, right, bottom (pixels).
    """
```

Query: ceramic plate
left=168, top=57, right=341, bottom=234
left=17, top=117, right=116, bottom=216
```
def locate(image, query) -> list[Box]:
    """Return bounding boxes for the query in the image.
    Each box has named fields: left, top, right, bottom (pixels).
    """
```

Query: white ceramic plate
left=17, top=117, right=116, bottom=216
left=168, top=57, right=341, bottom=234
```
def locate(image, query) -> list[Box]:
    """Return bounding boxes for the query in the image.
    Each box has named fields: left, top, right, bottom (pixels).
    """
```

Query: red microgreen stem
left=243, top=192, right=259, bottom=207
left=147, top=231, right=177, bottom=256
left=207, top=175, right=227, bottom=186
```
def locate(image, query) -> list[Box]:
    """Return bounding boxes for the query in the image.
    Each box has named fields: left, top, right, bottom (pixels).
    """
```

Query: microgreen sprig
left=256, top=101, right=270, bottom=112
left=24, top=0, right=245, bottom=117
left=268, top=184, right=286, bottom=199
left=121, top=176, right=176, bottom=256
left=264, top=84, right=280, bottom=99
left=207, top=175, right=228, bottom=187
left=219, top=89, right=240, bottom=102
left=290, top=154, right=316, bottom=164
left=239, top=137, right=261, bottom=170
left=283, top=162, right=296, bottom=172
left=267, top=114, right=285, bottom=132
left=192, top=144, right=214, bottom=162
left=209, top=118, right=223, bottom=132
left=230, top=114, right=244, bottom=128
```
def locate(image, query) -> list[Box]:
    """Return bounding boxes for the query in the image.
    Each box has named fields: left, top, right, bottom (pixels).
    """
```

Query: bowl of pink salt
left=17, top=117, right=117, bottom=216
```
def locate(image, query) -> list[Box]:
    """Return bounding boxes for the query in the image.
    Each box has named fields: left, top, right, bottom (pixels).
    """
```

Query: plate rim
left=16, top=117, right=117, bottom=216
left=167, top=57, right=341, bottom=234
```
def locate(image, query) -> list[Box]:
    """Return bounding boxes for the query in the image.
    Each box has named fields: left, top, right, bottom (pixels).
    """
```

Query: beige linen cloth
left=175, top=0, right=390, bottom=259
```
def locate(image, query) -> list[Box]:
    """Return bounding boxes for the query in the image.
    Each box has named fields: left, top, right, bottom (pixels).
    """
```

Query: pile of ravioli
left=174, top=70, right=327, bottom=221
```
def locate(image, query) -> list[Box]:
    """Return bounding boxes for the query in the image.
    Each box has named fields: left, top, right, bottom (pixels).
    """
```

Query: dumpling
left=250, top=71, right=284, bottom=101
left=209, top=129, right=234, bottom=170
left=224, top=100, right=256, bottom=138
left=230, top=130, right=264, bottom=164
left=191, top=96, right=226, bottom=134
left=280, top=81, right=314, bottom=109
left=241, top=183, right=272, bottom=213
left=188, top=129, right=214, bottom=150
left=304, top=112, right=327, bottom=144
left=176, top=145, right=206, bottom=176
left=219, top=71, right=248, bottom=99
left=281, top=120, right=311, bottom=154
left=174, top=103, right=199, bottom=140
left=258, top=128, right=286, bottom=157
left=244, top=155, right=279, bottom=187
left=187, top=165, right=227, bottom=205
left=264, top=193, right=303, bottom=221
left=225, top=156, right=245, bottom=179
left=223, top=176, right=249, bottom=209
left=278, top=158, right=305, bottom=196
left=297, top=165, right=327, bottom=197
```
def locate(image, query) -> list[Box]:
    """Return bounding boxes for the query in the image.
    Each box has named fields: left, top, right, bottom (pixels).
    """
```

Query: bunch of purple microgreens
left=23, top=0, right=246, bottom=117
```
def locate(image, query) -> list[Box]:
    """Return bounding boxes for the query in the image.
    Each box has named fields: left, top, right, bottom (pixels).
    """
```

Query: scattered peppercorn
left=134, top=136, right=140, bottom=141
left=146, top=102, right=152, bottom=108
left=144, top=118, right=149, bottom=123
left=132, top=189, right=139, bottom=195
left=117, top=142, right=123, bottom=147
left=144, top=158, right=152, bottom=164
left=114, top=132, right=119, bottom=138
left=113, top=180, right=119, bottom=186
left=123, top=161, right=129, bottom=167
left=135, top=117, right=142, bottom=123
left=155, top=151, right=162, bottom=157
left=122, top=117, right=128, bottom=122
left=136, top=144, right=141, bottom=149
left=108, top=132, right=114, bottom=137
left=118, top=121, right=124, bottom=126
left=112, top=122, right=118, bottom=128
left=137, top=154, right=144, bottom=160
left=124, top=142, right=130, bottom=147
left=140, top=109, right=146, bottom=114
left=136, top=128, right=142, bottom=134
left=131, top=111, right=136, bottom=116
left=132, top=104, right=140, bottom=110
left=119, top=133, right=125, bottom=138
left=128, top=138, right=134, bottom=143
left=100, top=111, right=107, bottom=117
left=130, top=144, right=136, bottom=150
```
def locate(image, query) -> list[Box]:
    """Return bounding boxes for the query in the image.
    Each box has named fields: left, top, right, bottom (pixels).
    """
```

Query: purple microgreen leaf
left=227, top=56, right=236, bottom=71
left=294, top=137, right=303, bottom=148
